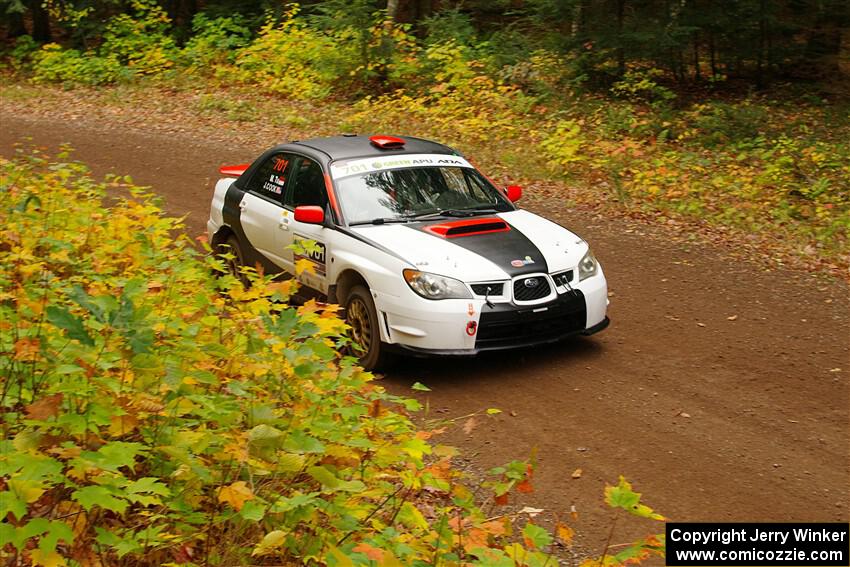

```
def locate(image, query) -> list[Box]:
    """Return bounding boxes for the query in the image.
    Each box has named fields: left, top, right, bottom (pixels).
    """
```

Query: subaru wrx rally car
left=207, top=135, right=609, bottom=369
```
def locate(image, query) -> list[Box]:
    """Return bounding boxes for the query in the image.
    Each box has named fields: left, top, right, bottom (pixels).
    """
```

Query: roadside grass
left=0, top=84, right=41, bottom=101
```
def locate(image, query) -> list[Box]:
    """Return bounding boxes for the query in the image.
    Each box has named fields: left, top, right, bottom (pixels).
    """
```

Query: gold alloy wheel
left=346, top=296, right=372, bottom=353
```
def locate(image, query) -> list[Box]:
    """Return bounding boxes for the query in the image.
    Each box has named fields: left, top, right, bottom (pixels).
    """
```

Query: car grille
left=552, top=270, right=574, bottom=288
left=471, top=283, right=505, bottom=296
left=513, top=275, right=551, bottom=302
left=476, top=290, right=586, bottom=349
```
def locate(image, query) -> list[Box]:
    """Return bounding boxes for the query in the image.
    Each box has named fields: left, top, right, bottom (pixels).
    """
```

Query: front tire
left=345, top=285, right=387, bottom=371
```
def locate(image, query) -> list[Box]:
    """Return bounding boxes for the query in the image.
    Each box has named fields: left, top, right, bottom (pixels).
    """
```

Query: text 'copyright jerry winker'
left=665, top=523, right=849, bottom=566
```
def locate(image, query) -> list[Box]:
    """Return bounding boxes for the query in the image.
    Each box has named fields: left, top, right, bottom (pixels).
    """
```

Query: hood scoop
left=423, top=218, right=510, bottom=238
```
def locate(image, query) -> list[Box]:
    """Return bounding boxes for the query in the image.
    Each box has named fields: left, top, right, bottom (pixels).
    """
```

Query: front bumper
left=376, top=271, right=609, bottom=355
left=389, top=315, right=610, bottom=357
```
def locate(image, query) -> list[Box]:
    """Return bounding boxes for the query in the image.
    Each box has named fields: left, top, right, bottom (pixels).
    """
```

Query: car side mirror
left=294, top=205, right=324, bottom=225
left=506, top=185, right=522, bottom=203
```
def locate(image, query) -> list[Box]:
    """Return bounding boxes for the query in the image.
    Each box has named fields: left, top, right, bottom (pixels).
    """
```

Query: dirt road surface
left=3, top=112, right=848, bottom=556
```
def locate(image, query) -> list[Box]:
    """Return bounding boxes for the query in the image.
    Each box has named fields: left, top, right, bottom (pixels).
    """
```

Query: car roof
left=288, top=135, right=461, bottom=161
left=233, top=134, right=466, bottom=192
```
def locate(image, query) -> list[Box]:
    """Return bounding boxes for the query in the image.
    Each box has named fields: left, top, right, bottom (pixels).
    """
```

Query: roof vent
left=369, top=135, right=405, bottom=149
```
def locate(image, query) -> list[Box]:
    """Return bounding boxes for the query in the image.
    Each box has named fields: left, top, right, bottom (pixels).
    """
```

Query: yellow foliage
left=217, top=480, right=254, bottom=511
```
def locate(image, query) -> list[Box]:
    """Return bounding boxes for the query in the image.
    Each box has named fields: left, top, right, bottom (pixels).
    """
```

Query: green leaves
left=307, top=465, right=339, bottom=488
left=283, top=430, right=326, bottom=454
left=72, top=485, right=129, bottom=514
left=125, top=477, right=170, bottom=506
left=249, top=423, right=285, bottom=444
left=522, top=522, right=553, bottom=549
left=605, top=476, right=641, bottom=509
left=252, top=530, right=287, bottom=557
left=2, top=518, right=73, bottom=553
left=45, top=306, right=93, bottom=346
left=307, top=465, right=366, bottom=493
left=0, top=490, right=27, bottom=521
left=74, top=442, right=146, bottom=473
left=604, top=476, right=666, bottom=521
left=239, top=500, right=266, bottom=522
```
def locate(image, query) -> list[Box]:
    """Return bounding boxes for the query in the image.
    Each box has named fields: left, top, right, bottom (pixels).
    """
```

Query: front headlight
left=403, top=269, right=472, bottom=300
left=578, top=248, right=598, bottom=281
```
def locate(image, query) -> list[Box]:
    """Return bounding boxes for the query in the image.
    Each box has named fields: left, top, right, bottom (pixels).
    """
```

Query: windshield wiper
left=411, top=208, right=499, bottom=220
left=348, top=217, right=413, bottom=226
left=350, top=207, right=502, bottom=225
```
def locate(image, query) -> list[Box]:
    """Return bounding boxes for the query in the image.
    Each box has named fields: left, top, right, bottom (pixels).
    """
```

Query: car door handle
left=278, top=221, right=289, bottom=231
left=239, top=201, right=247, bottom=211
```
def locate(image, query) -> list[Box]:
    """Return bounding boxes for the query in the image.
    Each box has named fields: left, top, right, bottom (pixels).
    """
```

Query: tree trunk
left=413, top=0, right=433, bottom=23
left=693, top=33, right=701, bottom=81
left=387, top=0, right=400, bottom=21
left=28, top=0, right=51, bottom=42
left=616, top=0, right=626, bottom=76
left=755, top=0, right=767, bottom=88
left=708, top=30, right=717, bottom=79
left=6, top=11, right=27, bottom=38
left=571, top=1, right=582, bottom=37
left=803, top=0, right=846, bottom=78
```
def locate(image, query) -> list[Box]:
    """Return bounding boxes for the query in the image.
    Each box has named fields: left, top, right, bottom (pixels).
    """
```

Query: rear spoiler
left=219, top=164, right=250, bottom=177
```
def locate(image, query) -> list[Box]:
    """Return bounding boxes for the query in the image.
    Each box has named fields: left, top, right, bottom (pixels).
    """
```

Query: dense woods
left=2, top=0, right=848, bottom=91
left=0, top=0, right=847, bottom=270
left=0, top=0, right=846, bottom=274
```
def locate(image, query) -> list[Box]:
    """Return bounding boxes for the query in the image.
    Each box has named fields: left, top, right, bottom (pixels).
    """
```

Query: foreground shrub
left=0, top=151, right=665, bottom=565
left=0, top=150, right=427, bottom=564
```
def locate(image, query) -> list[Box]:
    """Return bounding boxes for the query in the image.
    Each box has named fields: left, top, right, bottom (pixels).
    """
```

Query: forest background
left=1, top=0, right=848, bottom=270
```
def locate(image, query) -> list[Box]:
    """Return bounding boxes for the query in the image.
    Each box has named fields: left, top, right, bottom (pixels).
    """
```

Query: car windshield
left=334, top=166, right=513, bottom=225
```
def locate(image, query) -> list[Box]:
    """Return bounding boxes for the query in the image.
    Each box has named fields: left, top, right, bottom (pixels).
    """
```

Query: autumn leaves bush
left=0, top=152, right=666, bottom=565
left=0, top=150, right=454, bottom=564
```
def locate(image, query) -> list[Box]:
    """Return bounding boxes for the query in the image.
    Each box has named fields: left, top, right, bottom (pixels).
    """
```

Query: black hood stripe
left=409, top=218, right=548, bottom=277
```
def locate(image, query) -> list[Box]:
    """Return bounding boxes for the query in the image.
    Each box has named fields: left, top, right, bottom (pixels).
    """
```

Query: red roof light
left=369, top=135, right=405, bottom=149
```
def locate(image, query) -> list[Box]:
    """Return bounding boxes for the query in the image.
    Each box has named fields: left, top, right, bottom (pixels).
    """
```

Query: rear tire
left=345, top=285, right=387, bottom=371
left=220, top=234, right=249, bottom=287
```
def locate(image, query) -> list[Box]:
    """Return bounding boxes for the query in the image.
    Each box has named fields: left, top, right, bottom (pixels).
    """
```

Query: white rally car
left=207, top=135, right=609, bottom=369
